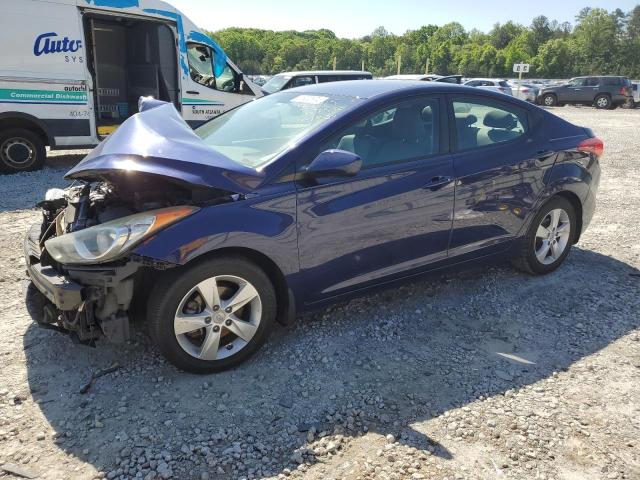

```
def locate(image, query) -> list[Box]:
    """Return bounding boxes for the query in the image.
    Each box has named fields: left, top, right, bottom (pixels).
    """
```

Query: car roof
left=385, top=74, right=430, bottom=80
left=465, top=78, right=505, bottom=82
left=274, top=70, right=372, bottom=76
left=287, top=79, right=477, bottom=99
left=573, top=75, right=628, bottom=78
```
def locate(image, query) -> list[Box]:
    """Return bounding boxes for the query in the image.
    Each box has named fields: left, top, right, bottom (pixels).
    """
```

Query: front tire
left=0, top=128, right=46, bottom=173
left=147, top=256, right=277, bottom=373
left=512, top=197, right=577, bottom=275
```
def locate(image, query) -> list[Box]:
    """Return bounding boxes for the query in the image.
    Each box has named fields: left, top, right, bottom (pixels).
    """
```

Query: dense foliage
left=209, top=6, right=640, bottom=78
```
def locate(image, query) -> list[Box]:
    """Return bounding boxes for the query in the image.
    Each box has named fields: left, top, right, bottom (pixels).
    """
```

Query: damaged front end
left=24, top=100, right=263, bottom=345
left=25, top=179, right=207, bottom=344
left=25, top=175, right=244, bottom=344
left=23, top=100, right=266, bottom=344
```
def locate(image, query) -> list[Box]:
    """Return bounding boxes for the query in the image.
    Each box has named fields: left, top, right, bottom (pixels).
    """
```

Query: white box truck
left=0, top=0, right=262, bottom=173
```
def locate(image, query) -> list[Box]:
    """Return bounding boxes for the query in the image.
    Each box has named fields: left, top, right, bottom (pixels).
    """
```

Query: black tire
left=594, top=94, right=612, bottom=109
left=0, top=128, right=46, bottom=173
left=147, top=256, right=277, bottom=373
left=512, top=197, right=577, bottom=275
left=541, top=94, right=557, bottom=107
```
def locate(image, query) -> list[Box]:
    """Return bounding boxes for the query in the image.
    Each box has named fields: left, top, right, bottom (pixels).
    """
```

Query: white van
left=0, top=0, right=261, bottom=173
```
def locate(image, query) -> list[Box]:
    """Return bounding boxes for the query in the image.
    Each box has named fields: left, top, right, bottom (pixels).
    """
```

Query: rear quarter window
left=603, top=77, right=621, bottom=86
left=499, top=81, right=510, bottom=87
left=452, top=96, right=529, bottom=152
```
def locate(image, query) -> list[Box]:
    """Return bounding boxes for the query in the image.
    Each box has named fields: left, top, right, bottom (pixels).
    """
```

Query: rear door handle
left=186, top=91, right=200, bottom=95
left=423, top=175, right=453, bottom=190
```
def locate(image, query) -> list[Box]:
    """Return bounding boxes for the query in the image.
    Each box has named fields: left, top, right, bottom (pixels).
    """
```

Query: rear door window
left=586, top=77, right=601, bottom=86
left=451, top=96, right=528, bottom=151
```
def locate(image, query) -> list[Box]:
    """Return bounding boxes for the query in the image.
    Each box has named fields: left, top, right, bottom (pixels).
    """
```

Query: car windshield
left=261, top=74, right=292, bottom=94
left=195, top=92, right=360, bottom=168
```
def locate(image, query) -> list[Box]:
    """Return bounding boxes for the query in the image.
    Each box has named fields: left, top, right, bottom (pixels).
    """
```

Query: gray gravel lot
left=0, top=107, right=639, bottom=480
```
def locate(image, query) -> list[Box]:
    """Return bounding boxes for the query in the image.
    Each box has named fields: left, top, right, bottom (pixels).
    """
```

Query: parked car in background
left=25, top=82, right=602, bottom=372
left=261, top=71, right=372, bottom=94
left=464, top=78, right=513, bottom=96
left=510, top=83, right=539, bottom=102
left=631, top=82, right=639, bottom=107
left=537, top=76, right=633, bottom=109
left=385, top=74, right=462, bottom=84
left=0, top=0, right=261, bottom=173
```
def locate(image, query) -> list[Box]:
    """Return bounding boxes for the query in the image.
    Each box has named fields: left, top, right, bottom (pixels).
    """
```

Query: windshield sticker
left=291, top=95, right=329, bottom=105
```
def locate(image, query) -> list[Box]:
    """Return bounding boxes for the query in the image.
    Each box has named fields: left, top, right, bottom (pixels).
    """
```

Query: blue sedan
left=25, top=81, right=602, bottom=372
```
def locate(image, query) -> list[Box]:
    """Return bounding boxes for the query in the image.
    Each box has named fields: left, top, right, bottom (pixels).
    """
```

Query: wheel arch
left=0, top=112, right=54, bottom=147
left=554, top=190, right=583, bottom=243
left=180, top=246, right=295, bottom=326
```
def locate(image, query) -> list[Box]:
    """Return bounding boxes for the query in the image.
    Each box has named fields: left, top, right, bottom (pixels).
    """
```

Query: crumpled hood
left=65, top=102, right=263, bottom=194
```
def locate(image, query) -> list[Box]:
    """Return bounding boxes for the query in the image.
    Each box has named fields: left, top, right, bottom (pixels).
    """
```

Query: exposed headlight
left=45, top=206, right=198, bottom=265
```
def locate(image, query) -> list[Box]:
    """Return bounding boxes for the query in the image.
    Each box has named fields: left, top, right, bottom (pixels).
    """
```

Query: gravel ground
left=0, top=107, right=639, bottom=480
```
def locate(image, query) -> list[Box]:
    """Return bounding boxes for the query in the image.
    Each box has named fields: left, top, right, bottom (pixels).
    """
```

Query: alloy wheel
left=534, top=208, right=571, bottom=265
left=174, top=275, right=262, bottom=361
left=596, top=97, right=610, bottom=108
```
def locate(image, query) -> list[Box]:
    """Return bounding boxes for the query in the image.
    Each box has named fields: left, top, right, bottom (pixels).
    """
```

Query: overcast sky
left=170, top=0, right=637, bottom=38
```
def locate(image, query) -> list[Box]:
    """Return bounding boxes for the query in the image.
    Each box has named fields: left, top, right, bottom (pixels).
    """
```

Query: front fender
left=132, top=192, right=299, bottom=277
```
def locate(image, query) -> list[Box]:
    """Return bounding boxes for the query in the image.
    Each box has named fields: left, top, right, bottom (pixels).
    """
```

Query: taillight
left=522, top=88, right=529, bottom=93
left=578, top=137, right=604, bottom=158
left=620, top=87, right=626, bottom=95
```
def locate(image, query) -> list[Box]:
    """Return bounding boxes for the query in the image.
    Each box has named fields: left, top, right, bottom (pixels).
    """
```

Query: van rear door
left=83, top=12, right=180, bottom=138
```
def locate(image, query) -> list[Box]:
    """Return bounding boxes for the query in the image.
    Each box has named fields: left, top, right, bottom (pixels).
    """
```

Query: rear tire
left=147, top=256, right=277, bottom=373
left=594, top=94, right=612, bottom=109
left=0, top=128, right=46, bottom=173
left=512, top=197, right=577, bottom=275
left=541, top=94, right=557, bottom=107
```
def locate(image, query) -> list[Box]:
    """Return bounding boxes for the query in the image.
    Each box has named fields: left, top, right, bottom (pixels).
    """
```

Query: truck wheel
left=594, top=94, right=612, bottom=109
left=0, top=129, right=46, bottom=173
left=147, top=256, right=277, bottom=373
left=541, top=94, right=557, bottom=107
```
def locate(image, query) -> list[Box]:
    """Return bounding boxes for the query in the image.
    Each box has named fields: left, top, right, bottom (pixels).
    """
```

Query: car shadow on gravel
left=22, top=247, right=640, bottom=479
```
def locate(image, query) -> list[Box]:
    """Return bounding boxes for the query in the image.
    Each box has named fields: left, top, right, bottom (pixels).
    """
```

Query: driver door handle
left=423, top=175, right=453, bottom=190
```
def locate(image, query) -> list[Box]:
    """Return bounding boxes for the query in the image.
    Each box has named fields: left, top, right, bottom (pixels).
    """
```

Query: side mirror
left=306, top=149, right=362, bottom=179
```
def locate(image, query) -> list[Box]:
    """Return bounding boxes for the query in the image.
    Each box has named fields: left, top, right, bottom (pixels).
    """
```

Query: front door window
left=187, top=43, right=238, bottom=93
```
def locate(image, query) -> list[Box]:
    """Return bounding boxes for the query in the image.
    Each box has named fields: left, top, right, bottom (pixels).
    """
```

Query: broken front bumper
left=24, top=223, right=140, bottom=343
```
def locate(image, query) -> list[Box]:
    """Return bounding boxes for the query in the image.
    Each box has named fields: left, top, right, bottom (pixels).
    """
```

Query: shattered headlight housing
left=45, top=206, right=197, bottom=265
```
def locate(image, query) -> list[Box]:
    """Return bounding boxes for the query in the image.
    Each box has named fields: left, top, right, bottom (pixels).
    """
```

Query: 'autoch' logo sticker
left=34, top=32, right=83, bottom=56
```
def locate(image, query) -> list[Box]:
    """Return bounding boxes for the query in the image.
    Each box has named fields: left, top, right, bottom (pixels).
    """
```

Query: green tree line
left=209, top=6, right=640, bottom=78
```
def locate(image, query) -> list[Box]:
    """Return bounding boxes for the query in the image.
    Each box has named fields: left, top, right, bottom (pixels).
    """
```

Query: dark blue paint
left=70, top=81, right=599, bottom=317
